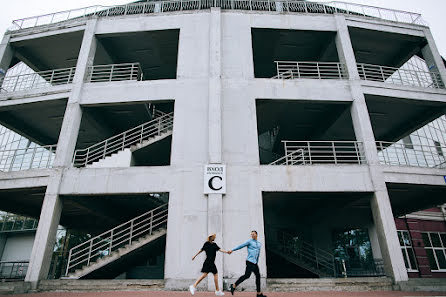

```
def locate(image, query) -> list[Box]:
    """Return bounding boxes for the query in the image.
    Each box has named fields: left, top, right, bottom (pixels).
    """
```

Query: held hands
left=227, top=250, right=233, bottom=255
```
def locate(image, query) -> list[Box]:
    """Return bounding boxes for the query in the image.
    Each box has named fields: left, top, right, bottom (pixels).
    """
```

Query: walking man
left=228, top=230, right=266, bottom=297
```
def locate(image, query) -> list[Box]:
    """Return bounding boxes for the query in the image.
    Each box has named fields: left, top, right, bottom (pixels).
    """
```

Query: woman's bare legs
left=214, top=273, right=220, bottom=291
left=193, top=273, right=208, bottom=288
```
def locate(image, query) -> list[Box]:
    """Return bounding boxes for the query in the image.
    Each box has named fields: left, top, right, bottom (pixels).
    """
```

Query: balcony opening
left=366, top=96, right=446, bottom=168
left=74, top=101, right=174, bottom=168
left=58, top=193, right=169, bottom=280
left=256, top=99, right=359, bottom=165
left=251, top=28, right=340, bottom=79
left=263, top=192, right=385, bottom=279
left=1, top=31, right=84, bottom=93
left=349, top=27, right=444, bottom=89
left=91, top=30, right=180, bottom=82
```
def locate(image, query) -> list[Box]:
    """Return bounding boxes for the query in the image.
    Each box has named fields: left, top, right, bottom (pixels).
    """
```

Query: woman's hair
left=208, top=233, right=216, bottom=242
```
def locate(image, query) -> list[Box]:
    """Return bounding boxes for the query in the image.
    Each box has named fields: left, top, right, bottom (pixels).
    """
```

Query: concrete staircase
left=65, top=228, right=166, bottom=279
left=267, top=277, right=394, bottom=292
left=87, top=130, right=172, bottom=168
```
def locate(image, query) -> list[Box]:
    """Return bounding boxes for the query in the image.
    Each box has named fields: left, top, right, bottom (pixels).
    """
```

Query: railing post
left=129, top=221, right=133, bottom=245
left=150, top=211, right=154, bottom=235
left=140, top=125, right=144, bottom=143
left=87, top=240, right=93, bottom=265
left=109, top=229, right=113, bottom=254
left=103, top=141, right=107, bottom=159
left=85, top=150, right=89, bottom=167
left=29, top=147, right=37, bottom=169
left=307, top=142, right=312, bottom=165
left=380, top=65, right=385, bottom=82
left=122, top=133, right=126, bottom=150
left=158, top=118, right=162, bottom=135
left=65, top=250, right=72, bottom=276
left=110, top=65, right=114, bottom=82
left=332, top=142, right=337, bottom=164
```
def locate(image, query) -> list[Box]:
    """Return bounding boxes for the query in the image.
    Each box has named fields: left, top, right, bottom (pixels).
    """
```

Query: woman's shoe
left=230, top=284, right=235, bottom=295
left=215, top=290, right=225, bottom=296
left=189, top=285, right=196, bottom=295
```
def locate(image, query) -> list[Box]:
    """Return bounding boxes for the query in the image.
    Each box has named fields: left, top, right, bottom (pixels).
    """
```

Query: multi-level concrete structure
left=0, top=0, right=446, bottom=291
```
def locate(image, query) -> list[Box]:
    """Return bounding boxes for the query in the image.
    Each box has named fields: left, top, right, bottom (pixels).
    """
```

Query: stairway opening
left=262, top=192, right=385, bottom=279
left=53, top=193, right=169, bottom=280
left=74, top=101, right=174, bottom=167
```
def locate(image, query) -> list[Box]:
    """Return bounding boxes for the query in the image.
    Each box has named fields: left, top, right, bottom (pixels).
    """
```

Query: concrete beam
left=10, top=25, right=86, bottom=43
left=0, top=35, right=14, bottom=74
left=0, top=88, right=72, bottom=107
left=383, top=166, right=446, bottom=186
left=345, top=17, right=425, bottom=38
left=0, top=170, right=51, bottom=190
left=361, top=82, right=446, bottom=103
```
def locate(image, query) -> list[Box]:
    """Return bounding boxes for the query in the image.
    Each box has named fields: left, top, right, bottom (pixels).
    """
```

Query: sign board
left=204, top=164, right=226, bottom=194
left=444, top=176, right=446, bottom=184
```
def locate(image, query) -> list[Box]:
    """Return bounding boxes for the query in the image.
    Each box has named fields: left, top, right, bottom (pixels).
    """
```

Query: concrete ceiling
left=349, top=27, right=426, bottom=68
left=0, top=187, right=45, bottom=219
left=365, top=95, right=446, bottom=142
left=256, top=99, right=356, bottom=153
left=95, top=30, right=180, bottom=80
left=11, top=31, right=84, bottom=71
left=252, top=28, right=339, bottom=78
left=387, top=183, right=446, bottom=216
left=0, top=99, right=68, bottom=146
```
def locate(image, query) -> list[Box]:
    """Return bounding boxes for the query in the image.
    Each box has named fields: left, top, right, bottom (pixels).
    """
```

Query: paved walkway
left=15, top=292, right=446, bottom=297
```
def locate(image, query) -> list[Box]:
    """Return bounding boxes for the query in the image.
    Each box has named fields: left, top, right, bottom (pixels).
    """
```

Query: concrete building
left=0, top=0, right=446, bottom=291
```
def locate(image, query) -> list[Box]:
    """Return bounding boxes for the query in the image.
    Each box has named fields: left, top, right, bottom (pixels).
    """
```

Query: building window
left=422, top=232, right=446, bottom=272
left=398, top=230, right=418, bottom=272
left=403, top=136, right=414, bottom=150
left=434, top=141, right=444, bottom=157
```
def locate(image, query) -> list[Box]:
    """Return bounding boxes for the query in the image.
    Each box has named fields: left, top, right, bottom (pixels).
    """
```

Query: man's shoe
left=215, top=290, right=225, bottom=296
left=189, top=285, right=195, bottom=295
left=257, top=294, right=267, bottom=297
left=230, top=284, right=235, bottom=295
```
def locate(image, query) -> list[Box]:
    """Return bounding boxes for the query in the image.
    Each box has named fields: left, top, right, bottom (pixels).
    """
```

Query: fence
left=377, top=141, right=446, bottom=168
left=269, top=141, right=367, bottom=165
left=0, top=215, right=38, bottom=232
left=0, top=67, right=76, bottom=94
left=274, top=61, right=348, bottom=80
left=86, top=63, right=143, bottom=83
left=0, top=145, right=57, bottom=172
left=0, top=261, right=29, bottom=279
left=357, top=63, right=444, bottom=89
left=10, top=1, right=426, bottom=31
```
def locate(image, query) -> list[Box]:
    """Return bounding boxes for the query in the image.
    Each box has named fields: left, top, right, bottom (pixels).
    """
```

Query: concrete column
left=368, top=224, right=383, bottom=260
left=0, top=35, right=14, bottom=86
left=207, top=8, right=223, bottom=291
left=53, top=19, right=98, bottom=167
left=334, top=15, right=360, bottom=80
left=25, top=171, right=63, bottom=287
left=421, top=28, right=446, bottom=86
left=335, top=14, right=408, bottom=282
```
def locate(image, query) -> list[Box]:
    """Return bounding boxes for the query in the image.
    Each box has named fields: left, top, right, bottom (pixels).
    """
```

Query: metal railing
left=357, top=63, right=445, bottom=89
left=274, top=61, right=348, bottom=80
left=86, top=63, right=143, bottom=83
left=0, top=145, right=57, bottom=172
left=0, top=67, right=76, bottom=94
left=271, top=229, right=336, bottom=277
left=0, top=215, right=38, bottom=233
left=336, top=258, right=385, bottom=277
left=377, top=141, right=446, bottom=169
left=269, top=141, right=367, bottom=165
left=0, top=261, right=29, bottom=279
left=65, top=204, right=168, bottom=276
left=9, top=1, right=426, bottom=31
left=73, top=112, right=174, bottom=167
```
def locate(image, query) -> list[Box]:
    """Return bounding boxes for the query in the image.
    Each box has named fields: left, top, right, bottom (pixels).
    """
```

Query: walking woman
left=190, top=233, right=229, bottom=296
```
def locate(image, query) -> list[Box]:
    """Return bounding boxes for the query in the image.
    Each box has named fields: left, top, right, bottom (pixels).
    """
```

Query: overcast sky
left=1, top=0, right=445, bottom=56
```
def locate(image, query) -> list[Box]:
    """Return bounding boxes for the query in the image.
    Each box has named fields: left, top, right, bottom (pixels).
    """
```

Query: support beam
left=335, top=14, right=408, bottom=282
left=422, top=28, right=446, bottom=86
left=0, top=35, right=14, bottom=89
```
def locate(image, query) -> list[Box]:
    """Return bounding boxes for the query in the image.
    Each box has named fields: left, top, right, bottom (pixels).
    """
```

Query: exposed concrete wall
left=1, top=9, right=445, bottom=289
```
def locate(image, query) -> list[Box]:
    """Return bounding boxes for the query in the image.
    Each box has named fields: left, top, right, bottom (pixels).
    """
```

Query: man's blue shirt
left=232, top=239, right=261, bottom=264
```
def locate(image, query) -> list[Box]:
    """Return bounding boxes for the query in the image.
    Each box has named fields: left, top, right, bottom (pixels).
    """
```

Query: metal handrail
left=271, top=229, right=336, bottom=276
left=0, top=261, right=29, bottom=279
left=86, top=63, right=143, bottom=83
left=377, top=141, right=446, bottom=169
left=274, top=61, right=348, bottom=80
left=269, top=141, right=367, bottom=165
left=65, top=203, right=168, bottom=276
left=357, top=63, right=445, bottom=89
left=0, top=67, right=76, bottom=94
left=0, top=145, right=57, bottom=172
left=0, top=215, right=38, bottom=233
left=73, top=112, right=174, bottom=167
left=9, top=1, right=426, bottom=31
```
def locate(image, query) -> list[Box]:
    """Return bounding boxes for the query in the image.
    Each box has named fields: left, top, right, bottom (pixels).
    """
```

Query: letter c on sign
left=208, top=176, right=223, bottom=191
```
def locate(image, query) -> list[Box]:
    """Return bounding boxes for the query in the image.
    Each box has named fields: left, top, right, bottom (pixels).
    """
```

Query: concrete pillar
left=368, top=224, right=383, bottom=260
left=53, top=19, right=98, bottom=167
left=207, top=8, right=223, bottom=291
left=421, top=28, right=446, bottom=86
left=0, top=35, right=14, bottom=87
left=335, top=14, right=408, bottom=282
left=25, top=171, right=63, bottom=287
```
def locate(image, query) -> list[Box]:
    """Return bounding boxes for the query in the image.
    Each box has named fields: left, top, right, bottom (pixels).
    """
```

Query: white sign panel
left=204, top=165, right=226, bottom=194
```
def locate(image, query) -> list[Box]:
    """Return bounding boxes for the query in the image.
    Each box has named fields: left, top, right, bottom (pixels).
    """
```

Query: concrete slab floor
left=13, top=292, right=446, bottom=297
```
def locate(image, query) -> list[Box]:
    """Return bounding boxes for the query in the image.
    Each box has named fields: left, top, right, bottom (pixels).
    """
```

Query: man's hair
left=251, top=230, right=258, bottom=235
